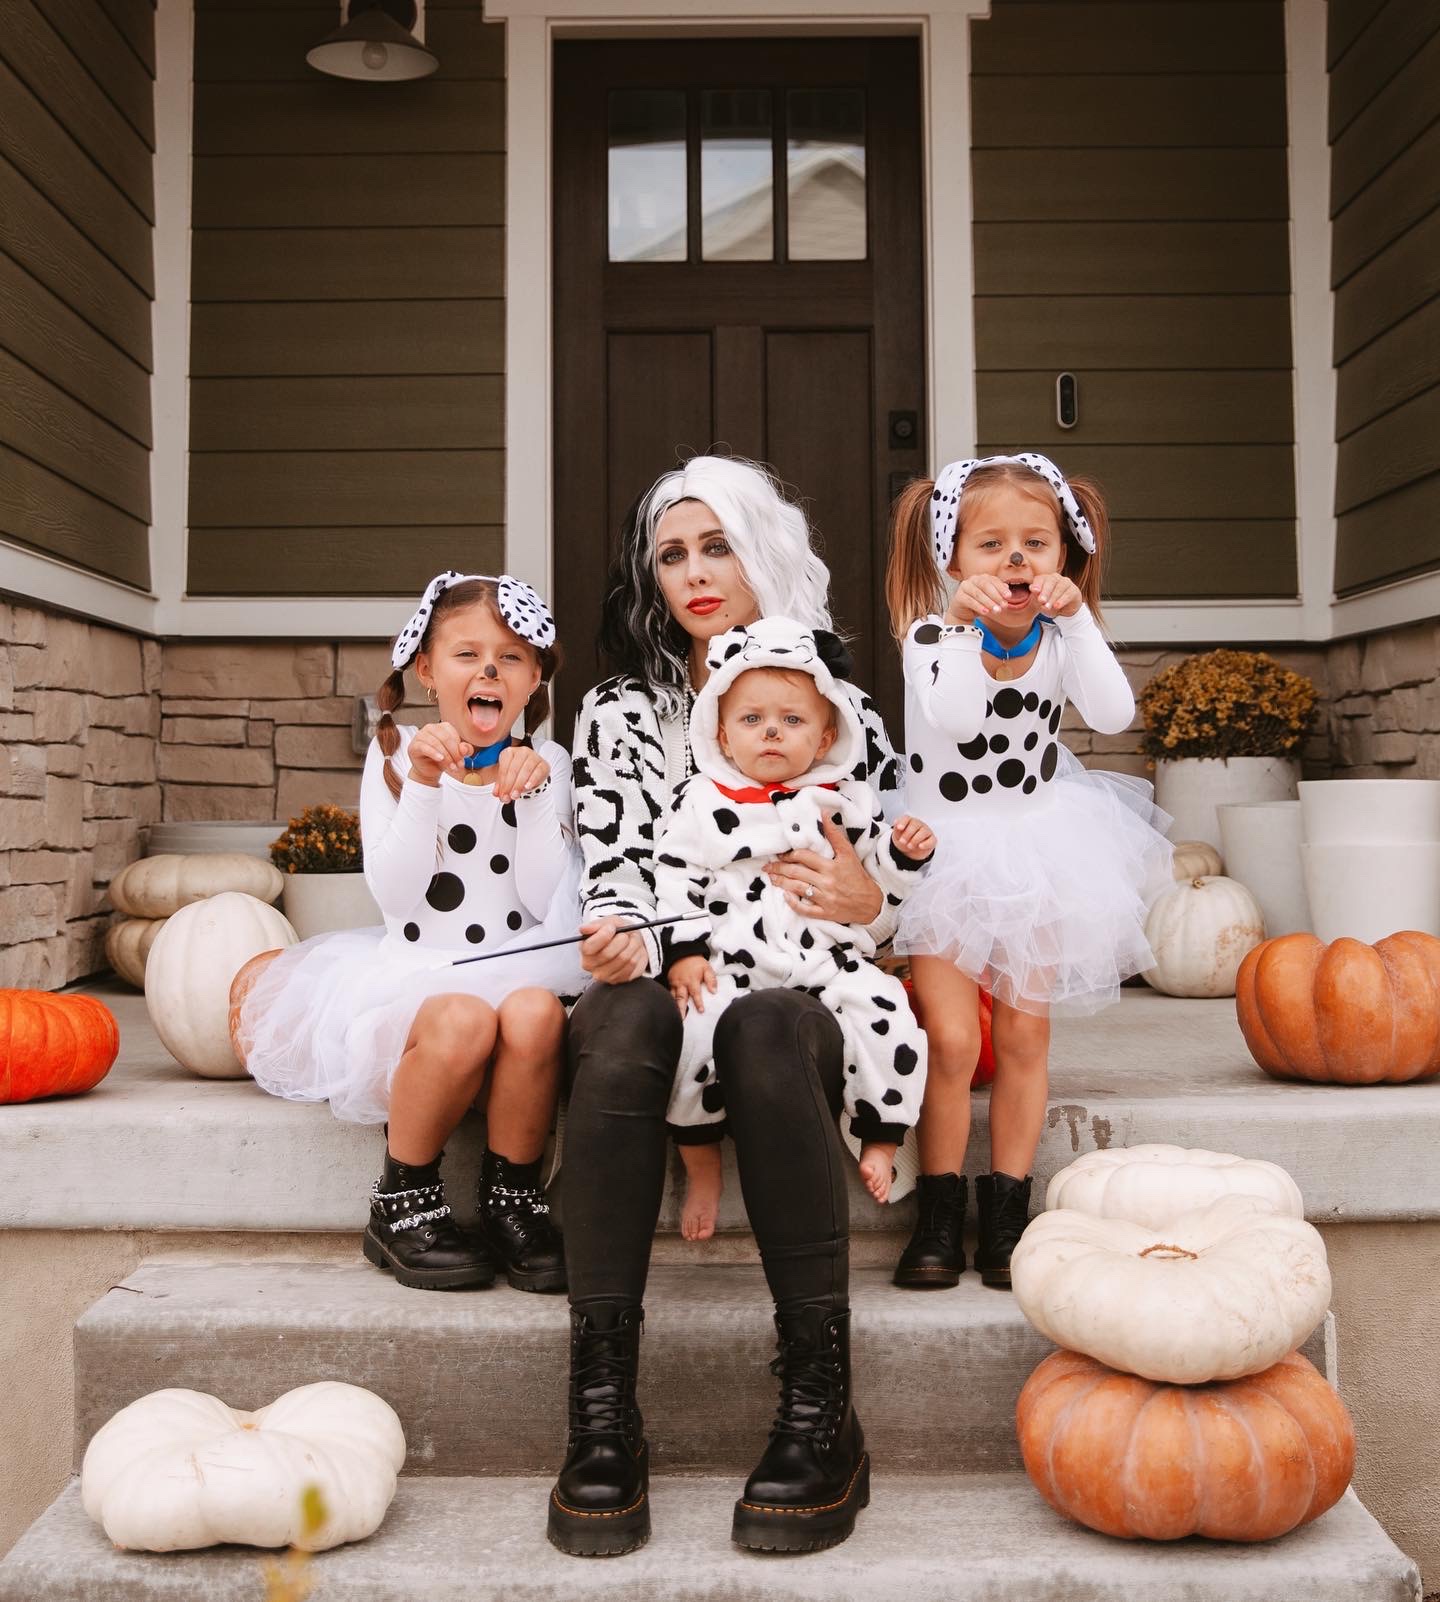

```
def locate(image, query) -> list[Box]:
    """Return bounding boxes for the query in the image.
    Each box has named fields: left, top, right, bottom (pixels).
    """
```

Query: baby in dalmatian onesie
left=654, top=618, right=936, bottom=1239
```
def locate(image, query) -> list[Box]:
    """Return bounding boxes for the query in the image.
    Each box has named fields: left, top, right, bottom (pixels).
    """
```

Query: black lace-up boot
left=362, top=1152, right=496, bottom=1291
left=477, top=1149, right=567, bottom=1293
left=893, top=1172, right=968, bottom=1288
left=975, top=1170, right=1034, bottom=1289
left=731, top=1302, right=869, bottom=1553
left=547, top=1301, right=650, bottom=1556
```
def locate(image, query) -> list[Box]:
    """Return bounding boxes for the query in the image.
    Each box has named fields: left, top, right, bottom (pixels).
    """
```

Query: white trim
left=150, top=0, right=195, bottom=623
left=1329, top=569, right=1440, bottom=639
left=1285, top=0, right=1338, bottom=638
left=152, top=596, right=422, bottom=637
left=1104, top=600, right=1308, bottom=647
left=0, top=545, right=156, bottom=633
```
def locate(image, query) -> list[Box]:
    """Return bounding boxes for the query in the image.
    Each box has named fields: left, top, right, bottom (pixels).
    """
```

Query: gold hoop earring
left=426, top=686, right=436, bottom=704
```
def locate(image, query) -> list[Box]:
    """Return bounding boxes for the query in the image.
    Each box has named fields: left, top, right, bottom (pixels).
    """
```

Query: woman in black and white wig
left=547, top=455, right=903, bottom=1557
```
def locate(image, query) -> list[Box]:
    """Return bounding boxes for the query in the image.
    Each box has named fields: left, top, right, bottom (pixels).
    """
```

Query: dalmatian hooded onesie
left=654, top=618, right=930, bottom=1196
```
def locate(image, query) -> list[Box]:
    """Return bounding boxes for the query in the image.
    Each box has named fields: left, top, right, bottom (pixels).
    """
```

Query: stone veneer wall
left=1, top=602, right=162, bottom=989
left=1323, top=618, right=1440, bottom=777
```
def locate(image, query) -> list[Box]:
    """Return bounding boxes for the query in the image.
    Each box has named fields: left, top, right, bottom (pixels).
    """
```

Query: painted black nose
left=1008, top=551, right=1025, bottom=567
left=483, top=664, right=498, bottom=679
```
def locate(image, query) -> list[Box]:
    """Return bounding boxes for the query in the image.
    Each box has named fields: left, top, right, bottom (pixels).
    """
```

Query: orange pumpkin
left=227, top=948, right=284, bottom=1068
left=903, top=980, right=995, bottom=1088
left=0, top=990, right=120, bottom=1104
left=1016, top=1349, right=1354, bottom=1542
left=1236, top=930, right=1440, bottom=1084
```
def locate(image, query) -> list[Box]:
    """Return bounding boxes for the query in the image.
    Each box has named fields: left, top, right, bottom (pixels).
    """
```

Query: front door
left=552, top=36, right=925, bottom=735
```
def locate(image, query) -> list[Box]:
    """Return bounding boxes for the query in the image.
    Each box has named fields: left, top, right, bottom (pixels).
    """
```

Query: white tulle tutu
left=897, top=749, right=1173, bottom=1016
left=242, top=862, right=589, bottom=1125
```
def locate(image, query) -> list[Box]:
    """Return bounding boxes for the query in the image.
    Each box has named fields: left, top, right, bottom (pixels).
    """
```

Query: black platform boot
left=975, top=1170, right=1033, bottom=1289
left=362, top=1152, right=496, bottom=1291
left=893, top=1172, right=968, bottom=1289
left=547, top=1301, right=650, bottom=1556
left=731, top=1303, right=870, bottom=1553
left=477, top=1149, right=567, bottom=1293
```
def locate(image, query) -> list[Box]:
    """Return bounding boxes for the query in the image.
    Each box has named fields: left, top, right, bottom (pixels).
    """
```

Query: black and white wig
left=596, top=455, right=834, bottom=717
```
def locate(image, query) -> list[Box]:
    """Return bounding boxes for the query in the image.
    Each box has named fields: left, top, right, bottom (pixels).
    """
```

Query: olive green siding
left=970, top=0, right=1297, bottom=602
left=187, top=0, right=505, bottom=598
left=1329, top=0, right=1440, bottom=597
left=0, top=0, right=155, bottom=589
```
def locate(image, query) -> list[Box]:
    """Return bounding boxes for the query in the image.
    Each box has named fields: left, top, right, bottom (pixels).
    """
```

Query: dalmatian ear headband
left=930, top=452, right=1096, bottom=571
left=391, top=571, right=556, bottom=671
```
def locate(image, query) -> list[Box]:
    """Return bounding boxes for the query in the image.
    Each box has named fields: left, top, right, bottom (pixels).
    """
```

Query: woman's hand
left=494, top=744, right=550, bottom=802
left=579, top=917, right=650, bottom=985
left=1029, top=573, right=1084, bottom=618
left=668, top=955, right=717, bottom=1016
left=406, top=721, right=473, bottom=786
left=944, top=575, right=1009, bottom=625
left=765, top=815, right=885, bottom=925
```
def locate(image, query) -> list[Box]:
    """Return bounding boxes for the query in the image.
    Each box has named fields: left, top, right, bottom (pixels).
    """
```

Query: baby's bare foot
left=681, top=1176, right=723, bottom=1241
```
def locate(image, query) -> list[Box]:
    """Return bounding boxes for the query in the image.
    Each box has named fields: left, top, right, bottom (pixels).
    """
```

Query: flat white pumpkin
left=1011, top=1194, right=1331, bottom=1384
left=1142, top=874, right=1265, bottom=998
left=109, top=853, right=284, bottom=918
left=144, top=891, right=297, bottom=1077
left=1171, top=840, right=1223, bottom=880
left=1045, top=1144, right=1304, bottom=1228
left=104, top=917, right=168, bottom=988
left=81, top=1381, right=406, bottom=1553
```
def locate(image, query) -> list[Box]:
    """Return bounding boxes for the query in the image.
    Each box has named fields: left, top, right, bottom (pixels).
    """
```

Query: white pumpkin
left=104, top=916, right=168, bottom=988
left=1045, top=1144, right=1304, bottom=1228
left=1011, top=1194, right=1331, bottom=1384
left=109, top=853, right=284, bottom=918
left=145, top=891, right=297, bottom=1077
left=1172, top=839, right=1223, bottom=879
left=81, top=1381, right=406, bottom=1552
left=1142, top=875, right=1265, bottom=998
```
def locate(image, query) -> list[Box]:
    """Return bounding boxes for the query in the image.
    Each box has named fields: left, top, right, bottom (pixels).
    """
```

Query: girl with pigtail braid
left=885, top=455, right=1174, bottom=1292
left=236, top=573, right=586, bottom=1294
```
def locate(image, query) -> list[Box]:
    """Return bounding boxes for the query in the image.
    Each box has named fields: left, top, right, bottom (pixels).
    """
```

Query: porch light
left=306, top=0, right=438, bottom=81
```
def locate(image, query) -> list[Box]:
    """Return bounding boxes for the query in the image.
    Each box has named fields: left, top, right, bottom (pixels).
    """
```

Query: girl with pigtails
left=884, top=454, right=1173, bottom=1293
left=238, top=573, right=587, bottom=1295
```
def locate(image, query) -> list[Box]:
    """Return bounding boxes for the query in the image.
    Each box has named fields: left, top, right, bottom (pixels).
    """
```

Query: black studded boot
left=547, top=1301, right=650, bottom=1557
left=362, top=1151, right=496, bottom=1291
left=975, top=1170, right=1033, bottom=1289
left=730, top=1302, right=870, bottom=1553
left=477, top=1149, right=567, bottom=1293
left=893, top=1172, right=968, bottom=1289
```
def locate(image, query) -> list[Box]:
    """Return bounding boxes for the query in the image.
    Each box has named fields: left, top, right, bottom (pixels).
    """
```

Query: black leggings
left=563, top=980, right=849, bottom=1312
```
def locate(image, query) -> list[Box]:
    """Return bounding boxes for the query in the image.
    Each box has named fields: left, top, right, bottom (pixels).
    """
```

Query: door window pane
left=786, top=89, right=866, bottom=260
left=608, top=90, right=688, bottom=262
left=701, top=90, right=774, bottom=261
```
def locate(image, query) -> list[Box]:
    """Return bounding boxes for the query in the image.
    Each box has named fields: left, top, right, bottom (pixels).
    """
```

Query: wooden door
left=553, top=37, right=925, bottom=735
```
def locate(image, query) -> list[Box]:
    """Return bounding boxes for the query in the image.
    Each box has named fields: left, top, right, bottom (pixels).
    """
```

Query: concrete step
left=0, top=1474, right=1420, bottom=1602
left=72, top=1258, right=1335, bottom=1480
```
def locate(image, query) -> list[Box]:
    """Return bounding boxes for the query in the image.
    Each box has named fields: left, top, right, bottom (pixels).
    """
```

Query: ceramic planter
left=1301, top=842, right=1440, bottom=945
left=147, top=821, right=285, bottom=861
left=1218, top=801, right=1311, bottom=939
left=1153, top=757, right=1299, bottom=851
left=281, top=872, right=382, bottom=943
left=1298, top=779, right=1440, bottom=847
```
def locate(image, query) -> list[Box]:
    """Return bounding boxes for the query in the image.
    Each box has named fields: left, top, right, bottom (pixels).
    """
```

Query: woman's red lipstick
left=687, top=596, right=723, bottom=615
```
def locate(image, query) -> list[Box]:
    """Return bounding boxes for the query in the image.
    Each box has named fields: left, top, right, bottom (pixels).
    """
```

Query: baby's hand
left=669, top=956, right=717, bottom=1017
left=859, top=1142, right=897, bottom=1204
left=892, top=815, right=936, bottom=861
left=494, top=744, right=550, bottom=801
left=1029, top=573, right=1084, bottom=618
left=945, top=575, right=1009, bottom=624
left=406, top=721, right=473, bottom=786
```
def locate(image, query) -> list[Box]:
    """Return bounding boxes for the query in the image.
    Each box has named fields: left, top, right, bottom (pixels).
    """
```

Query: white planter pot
left=1301, top=842, right=1440, bottom=944
left=281, top=873, right=382, bottom=942
left=1218, top=801, right=1312, bottom=938
left=1299, top=779, right=1440, bottom=846
left=1153, top=757, right=1299, bottom=852
left=147, top=821, right=285, bottom=861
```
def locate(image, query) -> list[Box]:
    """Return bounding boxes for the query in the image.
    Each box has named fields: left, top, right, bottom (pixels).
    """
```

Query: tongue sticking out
left=468, top=696, right=505, bottom=739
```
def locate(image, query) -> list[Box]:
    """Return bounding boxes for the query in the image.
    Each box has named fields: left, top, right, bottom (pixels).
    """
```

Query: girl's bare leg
left=387, top=993, right=498, bottom=1163
left=987, top=999, right=1050, bottom=1178
left=484, top=988, right=565, bottom=1162
left=909, top=958, right=982, bottom=1174
left=678, top=1142, right=724, bottom=1241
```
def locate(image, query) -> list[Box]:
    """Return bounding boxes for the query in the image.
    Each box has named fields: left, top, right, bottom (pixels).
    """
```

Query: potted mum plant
left=269, top=804, right=380, bottom=941
left=1139, top=650, right=1317, bottom=850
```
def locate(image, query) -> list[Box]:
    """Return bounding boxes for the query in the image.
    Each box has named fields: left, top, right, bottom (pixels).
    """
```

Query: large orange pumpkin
left=1236, top=929, right=1440, bottom=1084
left=0, top=990, right=120, bottom=1104
left=1016, top=1349, right=1354, bottom=1542
left=903, top=980, right=995, bottom=1088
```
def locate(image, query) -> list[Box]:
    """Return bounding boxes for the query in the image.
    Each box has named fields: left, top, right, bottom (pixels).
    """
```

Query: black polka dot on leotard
left=1048, top=706, right=1063, bottom=734
left=910, top=751, right=924, bottom=773
left=958, top=734, right=987, bottom=761
left=1025, top=731, right=1039, bottom=751
left=403, top=922, right=420, bottom=942
left=490, top=854, right=510, bottom=875
left=939, top=771, right=969, bottom=802
left=500, top=801, right=517, bottom=828
left=1024, top=692, right=1039, bottom=711
left=425, top=872, right=465, bottom=912
left=913, top=622, right=943, bottom=645
left=1039, top=700, right=1053, bottom=720
left=997, top=758, right=1026, bottom=788
left=1041, top=743, right=1059, bottom=781
left=993, top=687, right=1024, bottom=719
left=507, top=910, right=523, bottom=930
left=466, top=924, right=485, bottom=943
left=447, top=824, right=476, bottom=854
left=990, top=733, right=1009, bottom=754
left=1023, top=776, right=1037, bottom=794
left=972, top=774, right=993, bottom=794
